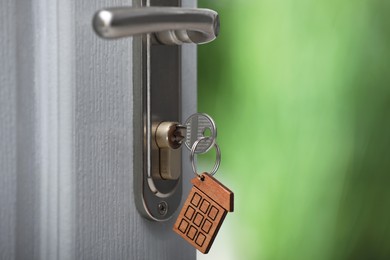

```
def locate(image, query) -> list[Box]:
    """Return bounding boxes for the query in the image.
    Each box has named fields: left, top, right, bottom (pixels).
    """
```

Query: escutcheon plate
left=133, top=0, right=183, bottom=221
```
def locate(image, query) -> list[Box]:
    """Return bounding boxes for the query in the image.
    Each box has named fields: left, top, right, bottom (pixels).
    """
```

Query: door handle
left=93, top=7, right=219, bottom=45
left=92, top=3, right=219, bottom=221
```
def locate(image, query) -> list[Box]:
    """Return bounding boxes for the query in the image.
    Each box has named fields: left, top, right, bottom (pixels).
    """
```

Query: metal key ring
left=190, top=136, right=221, bottom=177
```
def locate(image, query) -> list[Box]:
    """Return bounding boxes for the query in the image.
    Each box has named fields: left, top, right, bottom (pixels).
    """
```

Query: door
left=0, top=0, right=197, bottom=259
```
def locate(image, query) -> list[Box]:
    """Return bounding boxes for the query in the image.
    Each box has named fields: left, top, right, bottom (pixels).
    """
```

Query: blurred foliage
left=198, top=0, right=390, bottom=259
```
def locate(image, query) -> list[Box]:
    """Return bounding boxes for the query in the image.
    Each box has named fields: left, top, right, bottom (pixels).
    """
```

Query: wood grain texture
left=0, top=0, right=197, bottom=259
left=173, top=187, right=228, bottom=254
left=192, top=173, right=234, bottom=212
left=173, top=173, right=233, bottom=253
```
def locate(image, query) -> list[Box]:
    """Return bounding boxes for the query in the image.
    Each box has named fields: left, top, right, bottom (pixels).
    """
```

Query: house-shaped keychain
left=173, top=172, right=234, bottom=254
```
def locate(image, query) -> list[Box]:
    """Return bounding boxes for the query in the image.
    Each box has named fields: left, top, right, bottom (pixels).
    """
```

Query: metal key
left=184, top=113, right=217, bottom=154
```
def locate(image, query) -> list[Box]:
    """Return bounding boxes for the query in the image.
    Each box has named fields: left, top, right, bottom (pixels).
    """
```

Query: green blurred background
left=197, top=0, right=390, bottom=259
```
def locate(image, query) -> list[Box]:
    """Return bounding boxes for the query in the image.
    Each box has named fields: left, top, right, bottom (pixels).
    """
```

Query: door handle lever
left=93, top=7, right=219, bottom=45
left=92, top=4, right=219, bottom=221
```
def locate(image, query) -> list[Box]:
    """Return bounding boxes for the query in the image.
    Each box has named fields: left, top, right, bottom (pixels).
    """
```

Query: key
left=184, top=113, right=217, bottom=154
left=173, top=172, right=234, bottom=254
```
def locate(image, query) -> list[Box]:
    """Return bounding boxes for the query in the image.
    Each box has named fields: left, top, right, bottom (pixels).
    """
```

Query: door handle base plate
left=133, top=0, right=183, bottom=221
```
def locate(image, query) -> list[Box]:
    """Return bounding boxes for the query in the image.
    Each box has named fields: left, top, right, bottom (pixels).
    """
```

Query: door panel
left=0, top=0, right=197, bottom=259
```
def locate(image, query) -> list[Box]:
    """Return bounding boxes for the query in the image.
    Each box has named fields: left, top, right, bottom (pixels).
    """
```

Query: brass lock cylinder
left=154, top=122, right=185, bottom=180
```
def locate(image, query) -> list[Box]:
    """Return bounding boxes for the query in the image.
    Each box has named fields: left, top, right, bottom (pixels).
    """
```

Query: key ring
left=190, top=136, right=221, bottom=177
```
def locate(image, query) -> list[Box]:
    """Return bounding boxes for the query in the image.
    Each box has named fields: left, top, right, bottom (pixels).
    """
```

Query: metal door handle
left=93, top=7, right=219, bottom=45
left=92, top=4, right=219, bottom=221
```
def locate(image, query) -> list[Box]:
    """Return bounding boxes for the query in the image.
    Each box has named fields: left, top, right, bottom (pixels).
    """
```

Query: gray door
left=0, top=0, right=196, bottom=259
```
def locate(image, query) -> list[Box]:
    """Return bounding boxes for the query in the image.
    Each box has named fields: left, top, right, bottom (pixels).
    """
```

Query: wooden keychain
left=173, top=137, right=234, bottom=254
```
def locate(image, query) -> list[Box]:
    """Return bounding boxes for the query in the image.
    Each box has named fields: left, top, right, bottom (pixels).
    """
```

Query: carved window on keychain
left=173, top=129, right=234, bottom=254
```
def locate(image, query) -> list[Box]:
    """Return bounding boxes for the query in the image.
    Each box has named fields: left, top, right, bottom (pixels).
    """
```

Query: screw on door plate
left=158, top=201, right=168, bottom=216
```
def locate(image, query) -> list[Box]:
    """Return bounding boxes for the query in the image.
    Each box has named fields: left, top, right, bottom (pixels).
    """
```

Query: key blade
left=171, top=125, right=186, bottom=144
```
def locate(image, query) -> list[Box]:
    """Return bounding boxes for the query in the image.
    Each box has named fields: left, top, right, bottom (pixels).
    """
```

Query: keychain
left=173, top=136, right=234, bottom=254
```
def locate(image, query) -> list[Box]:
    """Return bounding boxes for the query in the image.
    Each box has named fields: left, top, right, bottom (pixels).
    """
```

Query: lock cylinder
left=154, top=122, right=186, bottom=180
